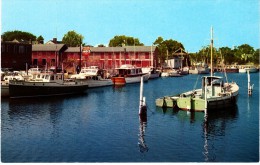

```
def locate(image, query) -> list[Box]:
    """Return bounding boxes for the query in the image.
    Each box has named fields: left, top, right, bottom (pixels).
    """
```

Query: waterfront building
left=32, top=44, right=68, bottom=70
left=1, top=40, right=32, bottom=70
left=85, top=46, right=158, bottom=70
left=31, top=44, right=158, bottom=73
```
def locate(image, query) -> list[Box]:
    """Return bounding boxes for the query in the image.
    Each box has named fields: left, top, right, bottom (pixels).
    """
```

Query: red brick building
left=84, top=46, right=158, bottom=69
left=1, top=41, right=32, bottom=70
left=32, top=44, right=67, bottom=69
left=31, top=45, right=158, bottom=73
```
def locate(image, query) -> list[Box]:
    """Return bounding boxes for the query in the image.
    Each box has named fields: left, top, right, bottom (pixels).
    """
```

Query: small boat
left=156, top=27, right=239, bottom=112
left=239, top=65, right=258, bottom=73
left=111, top=64, right=149, bottom=85
left=142, top=67, right=160, bottom=79
left=189, top=64, right=210, bottom=74
left=161, top=67, right=181, bottom=77
left=224, top=66, right=239, bottom=73
left=168, top=69, right=182, bottom=77
left=1, top=72, right=25, bottom=97
left=9, top=72, right=88, bottom=98
left=70, top=66, right=113, bottom=88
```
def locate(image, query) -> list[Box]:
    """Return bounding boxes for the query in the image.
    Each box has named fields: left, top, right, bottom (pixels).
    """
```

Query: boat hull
left=86, top=79, right=113, bottom=88
left=111, top=77, right=126, bottom=85
left=1, top=84, right=9, bottom=97
left=176, top=95, right=238, bottom=112
left=9, top=81, right=88, bottom=98
left=111, top=74, right=149, bottom=85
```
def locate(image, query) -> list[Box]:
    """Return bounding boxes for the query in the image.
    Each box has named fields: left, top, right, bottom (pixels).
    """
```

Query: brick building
left=32, top=44, right=67, bottom=70
left=84, top=46, right=158, bottom=70
left=31, top=45, right=158, bottom=73
left=1, top=41, right=32, bottom=70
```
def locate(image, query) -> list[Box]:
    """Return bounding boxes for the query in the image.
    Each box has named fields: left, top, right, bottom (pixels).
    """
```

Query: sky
left=1, top=0, right=259, bottom=52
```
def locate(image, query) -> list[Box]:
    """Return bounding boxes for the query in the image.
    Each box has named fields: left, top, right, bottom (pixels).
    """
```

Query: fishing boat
left=70, top=66, right=113, bottom=88
left=156, top=27, right=239, bottom=112
left=111, top=64, right=149, bottom=85
left=9, top=72, right=88, bottom=98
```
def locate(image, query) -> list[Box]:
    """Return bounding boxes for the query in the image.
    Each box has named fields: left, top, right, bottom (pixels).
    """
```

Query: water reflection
left=138, top=116, right=148, bottom=153
left=156, top=105, right=238, bottom=162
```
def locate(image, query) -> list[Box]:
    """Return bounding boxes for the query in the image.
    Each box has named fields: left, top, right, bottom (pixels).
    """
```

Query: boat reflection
left=138, top=116, right=148, bottom=153
left=156, top=105, right=238, bottom=162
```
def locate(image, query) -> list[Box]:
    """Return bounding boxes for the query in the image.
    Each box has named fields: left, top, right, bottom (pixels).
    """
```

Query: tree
left=2, top=30, right=36, bottom=42
left=153, top=37, right=184, bottom=66
left=37, top=35, right=44, bottom=44
left=234, top=44, right=255, bottom=64
left=219, top=47, right=234, bottom=65
left=108, top=35, right=144, bottom=47
left=252, top=48, right=259, bottom=65
left=62, top=30, right=84, bottom=47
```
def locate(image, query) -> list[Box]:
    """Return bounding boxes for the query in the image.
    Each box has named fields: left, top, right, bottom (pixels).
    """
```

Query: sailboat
left=156, top=27, right=239, bottom=112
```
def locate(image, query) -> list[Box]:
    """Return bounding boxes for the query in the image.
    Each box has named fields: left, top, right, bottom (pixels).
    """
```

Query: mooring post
left=247, top=70, right=253, bottom=95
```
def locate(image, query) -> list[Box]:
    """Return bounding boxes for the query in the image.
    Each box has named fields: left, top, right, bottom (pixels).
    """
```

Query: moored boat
left=142, top=67, right=160, bottom=79
left=1, top=72, right=25, bottom=97
left=70, top=66, right=113, bottom=88
left=239, top=65, right=258, bottom=73
left=9, top=72, right=88, bottom=98
left=111, top=64, right=149, bottom=85
left=156, top=27, right=239, bottom=112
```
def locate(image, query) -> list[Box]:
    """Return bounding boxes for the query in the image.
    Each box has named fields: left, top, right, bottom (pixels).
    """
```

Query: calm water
left=1, top=72, right=259, bottom=162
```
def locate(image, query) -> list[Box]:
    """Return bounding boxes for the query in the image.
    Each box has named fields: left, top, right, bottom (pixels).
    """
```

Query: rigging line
left=193, top=74, right=200, bottom=92
left=219, top=48, right=229, bottom=83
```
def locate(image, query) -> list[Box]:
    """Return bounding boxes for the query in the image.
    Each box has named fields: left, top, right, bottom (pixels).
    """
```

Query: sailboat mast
left=210, top=27, right=213, bottom=77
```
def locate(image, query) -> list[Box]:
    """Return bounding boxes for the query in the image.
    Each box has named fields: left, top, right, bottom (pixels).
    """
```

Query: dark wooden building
left=1, top=41, right=32, bottom=70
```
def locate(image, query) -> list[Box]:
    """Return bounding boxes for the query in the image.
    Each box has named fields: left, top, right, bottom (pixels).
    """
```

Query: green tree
left=153, top=37, right=184, bottom=66
left=108, top=35, right=143, bottom=47
left=252, top=48, right=259, bottom=64
left=234, top=44, right=255, bottom=64
left=62, top=30, right=84, bottom=47
left=37, top=35, right=44, bottom=44
left=2, top=30, right=36, bottom=41
left=219, top=47, right=234, bottom=65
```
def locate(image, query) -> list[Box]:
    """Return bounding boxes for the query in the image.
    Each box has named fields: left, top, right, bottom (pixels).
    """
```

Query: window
left=42, top=59, right=47, bottom=65
left=1, top=45, right=4, bottom=53
left=33, top=59, right=38, bottom=65
left=19, top=46, right=24, bottom=54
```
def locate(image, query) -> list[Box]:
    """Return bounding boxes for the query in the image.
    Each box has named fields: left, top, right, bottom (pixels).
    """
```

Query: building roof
left=65, top=47, right=81, bottom=53
left=32, top=44, right=67, bottom=51
left=89, top=46, right=156, bottom=53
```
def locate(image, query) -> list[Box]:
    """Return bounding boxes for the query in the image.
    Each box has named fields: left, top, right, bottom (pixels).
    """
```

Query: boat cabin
left=116, top=64, right=143, bottom=77
left=30, top=73, right=64, bottom=82
left=202, top=76, right=225, bottom=98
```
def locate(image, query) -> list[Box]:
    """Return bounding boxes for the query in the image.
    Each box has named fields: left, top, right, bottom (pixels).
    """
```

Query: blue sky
left=1, top=0, right=259, bottom=52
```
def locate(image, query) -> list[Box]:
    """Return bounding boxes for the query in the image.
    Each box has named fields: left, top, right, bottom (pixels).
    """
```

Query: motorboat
left=111, top=64, right=149, bottom=85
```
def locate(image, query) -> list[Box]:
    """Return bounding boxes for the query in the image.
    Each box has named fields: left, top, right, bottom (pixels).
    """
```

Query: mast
left=210, top=26, right=213, bottom=77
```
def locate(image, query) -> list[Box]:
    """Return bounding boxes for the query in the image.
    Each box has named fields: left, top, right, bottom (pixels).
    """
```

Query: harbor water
left=1, top=72, right=259, bottom=162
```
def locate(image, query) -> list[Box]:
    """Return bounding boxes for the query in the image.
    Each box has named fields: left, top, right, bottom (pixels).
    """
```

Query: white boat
left=111, top=64, right=149, bottom=85
left=189, top=64, right=210, bottom=74
left=142, top=67, right=160, bottom=79
left=161, top=68, right=182, bottom=77
left=239, top=65, right=258, bottom=73
left=1, top=72, right=25, bottom=97
left=9, top=72, right=88, bottom=98
left=70, top=66, right=100, bottom=79
left=70, top=66, right=113, bottom=88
